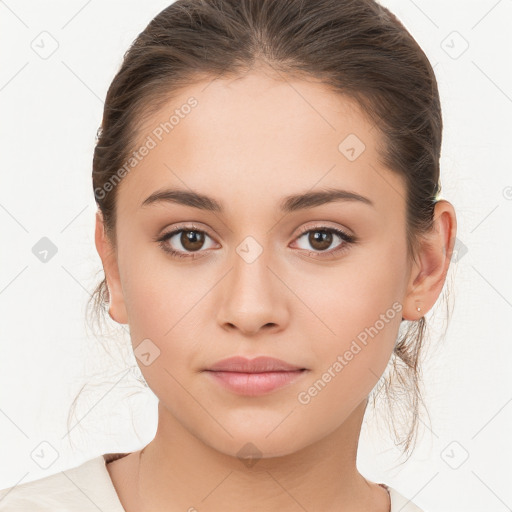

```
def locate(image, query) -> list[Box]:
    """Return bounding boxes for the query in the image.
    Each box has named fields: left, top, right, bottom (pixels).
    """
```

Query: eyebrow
left=141, top=187, right=374, bottom=212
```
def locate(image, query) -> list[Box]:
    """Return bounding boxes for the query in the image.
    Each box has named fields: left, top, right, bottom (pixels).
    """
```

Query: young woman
left=0, top=0, right=456, bottom=510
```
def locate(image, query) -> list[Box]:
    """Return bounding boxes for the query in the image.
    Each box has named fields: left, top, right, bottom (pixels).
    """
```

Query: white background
left=1, top=1, right=511, bottom=510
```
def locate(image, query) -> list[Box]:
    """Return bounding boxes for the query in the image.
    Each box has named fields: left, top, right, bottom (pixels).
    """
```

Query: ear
left=402, top=200, right=457, bottom=320
left=94, top=210, right=128, bottom=324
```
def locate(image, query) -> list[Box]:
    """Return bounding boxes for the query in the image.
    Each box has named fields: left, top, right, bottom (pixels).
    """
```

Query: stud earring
left=417, top=306, right=421, bottom=312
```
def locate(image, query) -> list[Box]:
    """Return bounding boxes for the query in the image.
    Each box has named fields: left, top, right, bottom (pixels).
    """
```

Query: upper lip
left=205, top=356, right=306, bottom=373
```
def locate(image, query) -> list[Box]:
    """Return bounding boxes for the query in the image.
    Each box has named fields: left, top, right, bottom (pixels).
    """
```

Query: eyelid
left=156, top=222, right=215, bottom=241
left=294, top=222, right=354, bottom=238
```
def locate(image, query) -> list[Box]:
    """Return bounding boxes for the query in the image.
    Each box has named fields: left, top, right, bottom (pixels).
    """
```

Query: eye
left=292, top=225, right=356, bottom=258
left=155, top=224, right=217, bottom=259
left=155, top=223, right=357, bottom=260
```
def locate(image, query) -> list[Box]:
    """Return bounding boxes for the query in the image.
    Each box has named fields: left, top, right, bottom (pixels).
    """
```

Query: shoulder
left=0, top=453, right=127, bottom=512
left=381, top=483, right=425, bottom=512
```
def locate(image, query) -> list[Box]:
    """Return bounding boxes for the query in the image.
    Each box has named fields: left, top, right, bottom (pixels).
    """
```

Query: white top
left=0, top=453, right=424, bottom=511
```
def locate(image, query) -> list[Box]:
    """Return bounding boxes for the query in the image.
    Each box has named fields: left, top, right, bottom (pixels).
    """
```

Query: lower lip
left=205, top=370, right=307, bottom=396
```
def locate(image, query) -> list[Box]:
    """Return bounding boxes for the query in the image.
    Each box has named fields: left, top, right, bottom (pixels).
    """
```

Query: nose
left=216, top=249, right=290, bottom=337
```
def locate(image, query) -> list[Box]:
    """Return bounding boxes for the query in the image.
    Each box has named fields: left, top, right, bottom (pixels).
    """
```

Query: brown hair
left=73, top=0, right=452, bottom=462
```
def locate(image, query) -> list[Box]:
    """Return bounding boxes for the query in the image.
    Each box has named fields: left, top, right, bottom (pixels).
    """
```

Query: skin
left=96, top=67, right=457, bottom=512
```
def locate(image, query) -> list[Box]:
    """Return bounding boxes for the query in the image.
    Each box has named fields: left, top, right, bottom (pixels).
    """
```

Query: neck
left=135, top=399, right=389, bottom=512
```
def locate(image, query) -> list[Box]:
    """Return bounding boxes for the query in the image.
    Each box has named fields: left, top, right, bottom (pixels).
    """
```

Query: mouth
left=203, top=356, right=309, bottom=396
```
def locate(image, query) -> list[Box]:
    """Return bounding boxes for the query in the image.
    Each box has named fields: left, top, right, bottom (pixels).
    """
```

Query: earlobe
left=94, top=210, right=129, bottom=324
left=402, top=200, right=457, bottom=321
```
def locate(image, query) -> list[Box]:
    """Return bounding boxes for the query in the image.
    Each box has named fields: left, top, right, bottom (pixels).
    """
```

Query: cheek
left=292, top=241, right=406, bottom=382
left=116, top=240, right=190, bottom=366
left=118, top=261, right=198, bottom=407
left=117, top=241, right=219, bottom=380
left=118, top=235, right=189, bottom=332
left=291, top=259, right=404, bottom=427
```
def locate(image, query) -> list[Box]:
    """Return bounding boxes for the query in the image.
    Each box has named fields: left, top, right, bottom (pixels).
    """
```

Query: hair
left=70, top=0, right=454, bottom=463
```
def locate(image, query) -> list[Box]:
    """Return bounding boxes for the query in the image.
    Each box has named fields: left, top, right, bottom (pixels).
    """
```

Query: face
left=99, top=69, right=419, bottom=458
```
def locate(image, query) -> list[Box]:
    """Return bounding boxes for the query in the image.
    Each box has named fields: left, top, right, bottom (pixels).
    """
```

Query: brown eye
left=157, top=226, right=216, bottom=258
left=293, top=226, right=357, bottom=257
left=180, top=230, right=205, bottom=252
left=307, top=230, right=333, bottom=251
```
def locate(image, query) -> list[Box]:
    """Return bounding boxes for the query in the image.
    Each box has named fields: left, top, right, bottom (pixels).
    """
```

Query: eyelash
left=155, top=224, right=357, bottom=260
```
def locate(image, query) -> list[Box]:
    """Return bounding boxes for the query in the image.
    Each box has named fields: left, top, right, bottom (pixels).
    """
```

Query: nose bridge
left=230, top=233, right=275, bottom=305
left=216, top=233, right=288, bottom=334
left=233, top=234, right=271, bottom=291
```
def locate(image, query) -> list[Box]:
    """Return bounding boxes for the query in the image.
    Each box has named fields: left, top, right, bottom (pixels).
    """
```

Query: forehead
left=116, top=71, right=405, bottom=218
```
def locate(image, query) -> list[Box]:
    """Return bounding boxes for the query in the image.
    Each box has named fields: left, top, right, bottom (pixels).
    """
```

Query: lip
left=205, top=356, right=305, bottom=373
left=203, top=356, right=308, bottom=396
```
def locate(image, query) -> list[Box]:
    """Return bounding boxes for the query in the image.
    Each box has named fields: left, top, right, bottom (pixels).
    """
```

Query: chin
left=201, top=427, right=310, bottom=462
